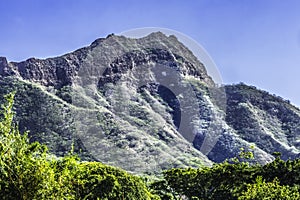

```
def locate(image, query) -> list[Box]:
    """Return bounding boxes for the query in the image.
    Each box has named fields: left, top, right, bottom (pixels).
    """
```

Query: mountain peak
left=1, top=32, right=300, bottom=173
left=146, top=31, right=169, bottom=38
left=1, top=32, right=214, bottom=88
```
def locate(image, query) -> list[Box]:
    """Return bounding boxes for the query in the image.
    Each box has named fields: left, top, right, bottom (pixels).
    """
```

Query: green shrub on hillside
left=238, top=177, right=300, bottom=200
left=151, top=153, right=300, bottom=199
left=0, top=93, right=155, bottom=200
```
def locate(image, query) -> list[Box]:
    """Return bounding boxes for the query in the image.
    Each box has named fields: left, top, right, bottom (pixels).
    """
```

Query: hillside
left=1, top=32, right=300, bottom=174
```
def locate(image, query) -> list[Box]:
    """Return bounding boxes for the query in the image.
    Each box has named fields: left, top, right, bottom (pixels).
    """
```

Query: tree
left=238, top=176, right=300, bottom=200
left=0, top=92, right=62, bottom=199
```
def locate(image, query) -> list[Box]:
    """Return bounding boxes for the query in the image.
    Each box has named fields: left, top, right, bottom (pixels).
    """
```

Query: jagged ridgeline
left=1, top=32, right=300, bottom=174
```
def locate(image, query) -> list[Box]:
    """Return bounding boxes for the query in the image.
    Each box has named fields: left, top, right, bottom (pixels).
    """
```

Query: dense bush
left=150, top=155, right=300, bottom=199
left=238, top=177, right=300, bottom=200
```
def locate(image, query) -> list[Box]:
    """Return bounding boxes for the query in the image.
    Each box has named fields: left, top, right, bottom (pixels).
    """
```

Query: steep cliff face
left=1, top=32, right=300, bottom=174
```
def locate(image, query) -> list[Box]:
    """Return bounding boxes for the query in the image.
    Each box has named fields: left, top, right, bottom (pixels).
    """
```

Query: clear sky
left=0, top=0, right=300, bottom=106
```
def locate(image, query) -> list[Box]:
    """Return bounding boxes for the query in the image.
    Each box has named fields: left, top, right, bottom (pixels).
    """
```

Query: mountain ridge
left=1, top=32, right=300, bottom=174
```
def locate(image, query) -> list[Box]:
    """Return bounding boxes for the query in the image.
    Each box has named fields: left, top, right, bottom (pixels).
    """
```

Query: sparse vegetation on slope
left=0, top=93, right=155, bottom=200
left=2, top=33, right=300, bottom=173
left=2, top=93, right=300, bottom=200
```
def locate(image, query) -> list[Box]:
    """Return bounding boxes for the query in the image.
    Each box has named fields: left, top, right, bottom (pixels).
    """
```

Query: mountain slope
left=0, top=32, right=300, bottom=173
left=224, top=83, right=300, bottom=160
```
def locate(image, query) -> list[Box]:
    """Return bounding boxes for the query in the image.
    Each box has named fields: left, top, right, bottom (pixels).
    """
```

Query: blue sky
left=1, top=0, right=300, bottom=105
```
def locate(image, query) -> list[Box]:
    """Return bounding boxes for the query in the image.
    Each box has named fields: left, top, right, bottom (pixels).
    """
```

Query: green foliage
left=261, top=157, right=300, bottom=186
left=151, top=150, right=300, bottom=200
left=238, top=176, right=300, bottom=200
left=0, top=92, right=58, bottom=199
left=149, top=179, right=175, bottom=200
left=52, top=157, right=154, bottom=199
left=0, top=93, right=155, bottom=199
left=160, top=162, right=258, bottom=199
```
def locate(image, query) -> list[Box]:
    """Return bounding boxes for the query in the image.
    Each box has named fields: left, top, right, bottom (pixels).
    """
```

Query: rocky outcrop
left=0, top=57, right=14, bottom=76
left=3, top=32, right=214, bottom=88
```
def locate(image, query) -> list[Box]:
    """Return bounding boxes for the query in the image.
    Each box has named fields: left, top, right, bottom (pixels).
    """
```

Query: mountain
left=0, top=32, right=300, bottom=174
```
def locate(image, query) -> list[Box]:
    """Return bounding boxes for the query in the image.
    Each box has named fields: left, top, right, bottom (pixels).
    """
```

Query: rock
left=0, top=57, right=13, bottom=76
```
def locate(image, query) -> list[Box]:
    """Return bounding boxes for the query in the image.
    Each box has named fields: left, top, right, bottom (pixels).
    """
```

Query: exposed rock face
left=1, top=32, right=300, bottom=174
left=0, top=57, right=13, bottom=76
left=1, top=32, right=213, bottom=88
